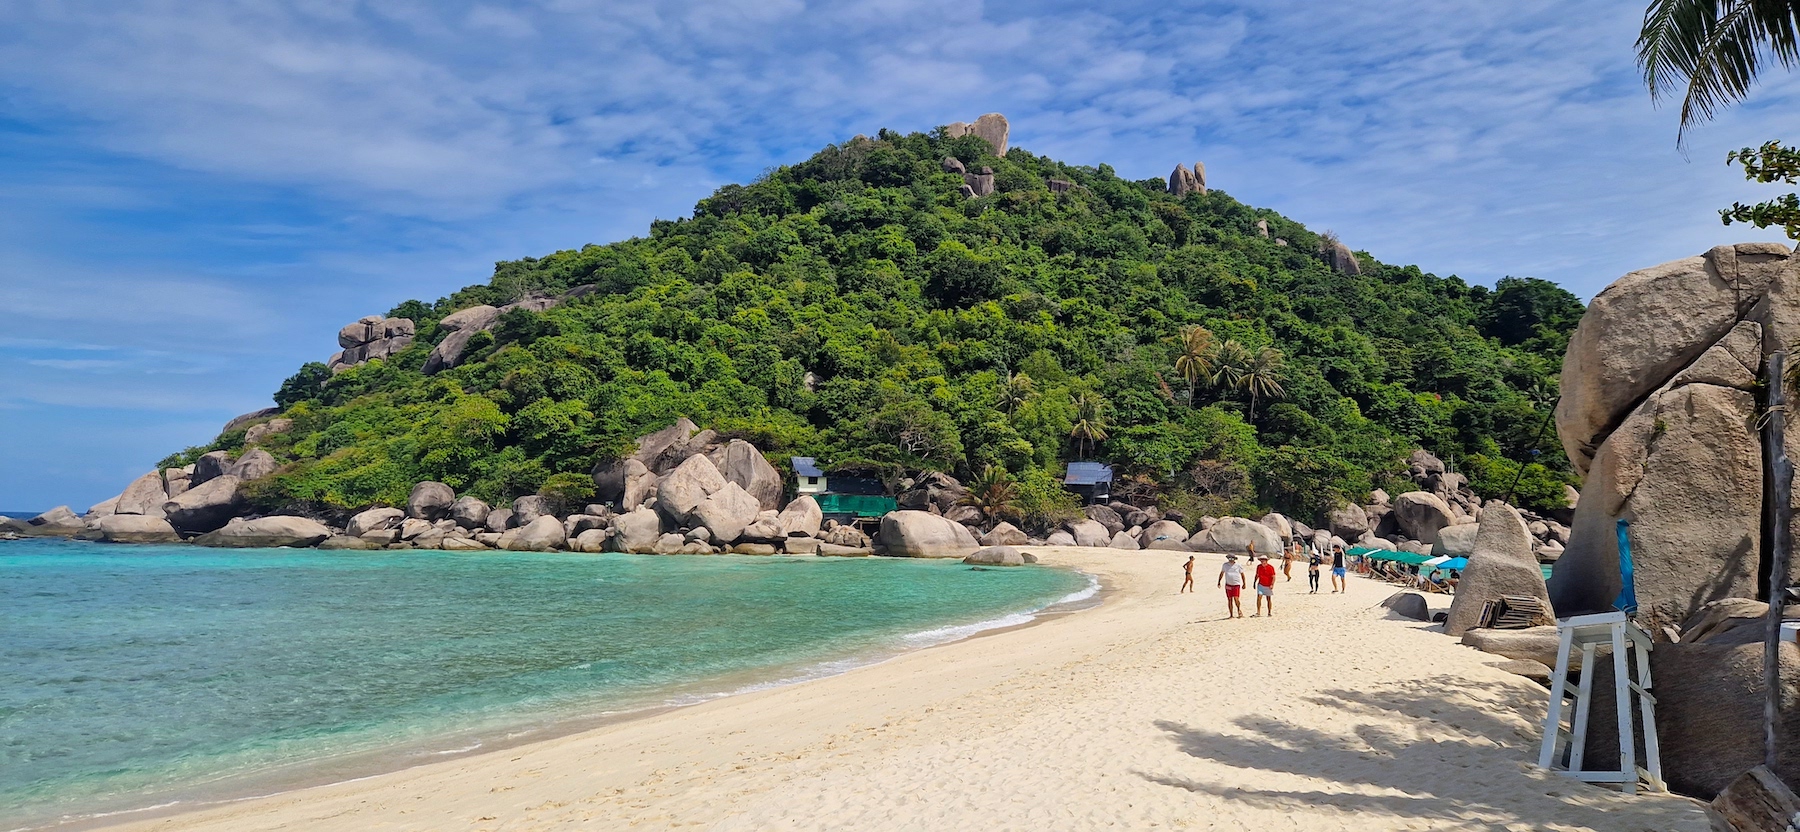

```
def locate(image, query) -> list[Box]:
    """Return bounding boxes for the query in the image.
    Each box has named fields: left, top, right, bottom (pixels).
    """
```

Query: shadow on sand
left=1138, top=674, right=1703, bottom=829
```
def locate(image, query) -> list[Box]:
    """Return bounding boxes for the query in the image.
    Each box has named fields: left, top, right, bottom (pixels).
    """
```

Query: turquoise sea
left=0, top=539, right=1091, bottom=830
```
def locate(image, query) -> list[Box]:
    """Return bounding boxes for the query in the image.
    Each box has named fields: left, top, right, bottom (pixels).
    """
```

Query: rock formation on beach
left=1549, top=242, right=1794, bottom=629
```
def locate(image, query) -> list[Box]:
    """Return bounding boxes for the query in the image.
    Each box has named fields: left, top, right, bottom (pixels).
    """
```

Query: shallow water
left=0, top=540, right=1089, bottom=828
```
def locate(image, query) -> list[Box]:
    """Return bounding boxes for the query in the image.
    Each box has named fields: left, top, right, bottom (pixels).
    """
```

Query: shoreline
left=10, top=560, right=1102, bottom=832
left=80, top=548, right=1709, bottom=831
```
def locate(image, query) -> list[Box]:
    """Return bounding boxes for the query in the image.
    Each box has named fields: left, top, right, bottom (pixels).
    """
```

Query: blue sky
left=2, top=0, right=1796, bottom=511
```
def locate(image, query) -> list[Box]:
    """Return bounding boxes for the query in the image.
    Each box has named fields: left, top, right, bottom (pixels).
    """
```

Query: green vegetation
left=171, top=127, right=1582, bottom=522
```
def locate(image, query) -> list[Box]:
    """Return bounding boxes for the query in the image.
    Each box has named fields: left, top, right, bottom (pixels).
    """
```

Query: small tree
left=1069, top=392, right=1109, bottom=459
left=1723, top=141, right=1800, bottom=239
left=1238, top=346, right=1288, bottom=421
left=1171, top=325, right=1218, bottom=407
left=960, top=464, right=1021, bottom=526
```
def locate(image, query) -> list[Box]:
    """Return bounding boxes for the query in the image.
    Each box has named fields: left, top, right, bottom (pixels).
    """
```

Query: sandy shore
left=93, top=547, right=1709, bottom=831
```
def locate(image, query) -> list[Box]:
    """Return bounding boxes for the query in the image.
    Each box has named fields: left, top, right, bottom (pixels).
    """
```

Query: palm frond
left=1639, top=0, right=1800, bottom=139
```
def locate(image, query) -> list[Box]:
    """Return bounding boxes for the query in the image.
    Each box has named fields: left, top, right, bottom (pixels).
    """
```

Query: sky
left=2, top=0, right=1797, bottom=512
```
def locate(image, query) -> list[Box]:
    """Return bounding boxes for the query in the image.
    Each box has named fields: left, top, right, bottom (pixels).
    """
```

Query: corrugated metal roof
left=791, top=457, right=824, bottom=477
left=1063, top=462, right=1113, bottom=485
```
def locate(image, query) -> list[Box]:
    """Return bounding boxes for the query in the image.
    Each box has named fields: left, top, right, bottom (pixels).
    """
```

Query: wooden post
left=1764, top=351, right=1793, bottom=770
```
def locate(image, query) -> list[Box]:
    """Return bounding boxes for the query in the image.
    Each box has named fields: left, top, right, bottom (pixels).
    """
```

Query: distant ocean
left=0, top=540, right=1093, bottom=829
left=1, top=511, right=37, bottom=519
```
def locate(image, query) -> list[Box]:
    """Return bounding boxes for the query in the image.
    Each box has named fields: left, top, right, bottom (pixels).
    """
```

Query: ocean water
left=0, top=540, right=1092, bottom=829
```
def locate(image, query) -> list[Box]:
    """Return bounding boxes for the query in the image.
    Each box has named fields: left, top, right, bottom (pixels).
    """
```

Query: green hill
left=163, top=125, right=1582, bottom=528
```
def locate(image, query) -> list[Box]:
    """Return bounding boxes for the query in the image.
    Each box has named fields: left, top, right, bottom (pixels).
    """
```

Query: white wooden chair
left=1537, top=611, right=1665, bottom=794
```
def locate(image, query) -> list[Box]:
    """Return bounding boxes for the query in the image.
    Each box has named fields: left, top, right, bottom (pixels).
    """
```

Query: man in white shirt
left=1217, top=553, right=1246, bottom=619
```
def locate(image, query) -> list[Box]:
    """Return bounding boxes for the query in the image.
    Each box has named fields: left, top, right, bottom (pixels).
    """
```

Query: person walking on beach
left=1307, top=546, right=1322, bottom=594
left=1282, top=543, right=1296, bottom=582
left=1330, top=544, right=1348, bottom=593
left=1253, top=554, right=1277, bottom=616
left=1218, top=554, right=1245, bottom=618
left=1180, top=555, right=1195, bottom=594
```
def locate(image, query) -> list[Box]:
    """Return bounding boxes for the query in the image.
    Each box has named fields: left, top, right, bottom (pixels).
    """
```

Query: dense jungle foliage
left=164, top=127, right=1585, bottom=527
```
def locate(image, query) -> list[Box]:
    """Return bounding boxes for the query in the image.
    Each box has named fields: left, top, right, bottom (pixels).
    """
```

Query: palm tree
left=1211, top=339, right=1252, bottom=391
left=1069, top=392, right=1108, bottom=460
left=961, top=464, right=1021, bottom=525
left=1238, top=346, right=1286, bottom=421
left=1638, top=0, right=1800, bottom=139
left=1171, top=325, right=1217, bottom=406
left=998, top=373, right=1035, bottom=414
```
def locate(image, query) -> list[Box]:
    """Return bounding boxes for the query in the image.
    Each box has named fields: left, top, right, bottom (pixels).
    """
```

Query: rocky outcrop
left=980, top=521, right=1028, bottom=547
left=8, top=506, right=86, bottom=537
left=1327, top=503, right=1367, bottom=541
left=1393, top=491, right=1454, bottom=545
left=942, top=156, right=966, bottom=175
left=897, top=471, right=967, bottom=515
left=609, top=507, right=663, bottom=553
left=1140, top=520, right=1189, bottom=549
left=880, top=510, right=979, bottom=558
left=1168, top=164, right=1201, bottom=196
left=656, top=453, right=728, bottom=528
left=228, top=449, right=279, bottom=481
left=96, top=514, right=181, bottom=544
left=1444, top=502, right=1551, bottom=636
left=162, top=475, right=244, bottom=535
left=1321, top=239, right=1361, bottom=276
left=115, top=471, right=170, bottom=518
left=191, top=451, right=232, bottom=487
left=329, top=315, right=415, bottom=372
left=1066, top=519, right=1111, bottom=547
left=1084, top=504, right=1125, bottom=536
left=1431, top=523, right=1478, bottom=557
left=222, top=407, right=281, bottom=435
left=407, top=481, right=456, bottom=520
left=423, top=305, right=502, bottom=374
left=163, top=466, right=194, bottom=500
left=1557, top=246, right=1785, bottom=474
left=1192, top=516, right=1282, bottom=556
left=347, top=507, right=404, bottom=540
left=691, top=482, right=761, bottom=543
left=450, top=497, right=490, bottom=530
left=944, top=113, right=1009, bottom=156
left=708, top=439, right=782, bottom=510
left=500, top=515, right=566, bottom=551
left=243, top=418, right=292, bottom=446
left=511, top=495, right=555, bottom=524
left=964, top=546, right=1027, bottom=566
left=193, top=516, right=332, bottom=548
left=777, top=496, right=823, bottom=538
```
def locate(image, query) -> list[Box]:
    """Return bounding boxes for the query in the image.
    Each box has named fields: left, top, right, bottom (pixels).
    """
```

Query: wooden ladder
left=1537, top=611, right=1665, bottom=794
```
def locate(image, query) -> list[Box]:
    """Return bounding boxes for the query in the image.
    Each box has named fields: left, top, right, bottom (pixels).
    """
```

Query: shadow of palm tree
left=1138, top=674, right=1705, bottom=829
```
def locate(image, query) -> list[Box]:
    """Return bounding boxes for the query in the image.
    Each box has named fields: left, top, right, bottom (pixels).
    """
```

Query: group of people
left=1178, top=539, right=1350, bottom=619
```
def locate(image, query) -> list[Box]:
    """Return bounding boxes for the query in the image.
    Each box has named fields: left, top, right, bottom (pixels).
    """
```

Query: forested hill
left=169, top=124, right=1584, bottom=526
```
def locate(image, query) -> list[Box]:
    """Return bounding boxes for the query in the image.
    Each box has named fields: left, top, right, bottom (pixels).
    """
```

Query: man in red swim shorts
left=1218, top=553, right=1245, bottom=619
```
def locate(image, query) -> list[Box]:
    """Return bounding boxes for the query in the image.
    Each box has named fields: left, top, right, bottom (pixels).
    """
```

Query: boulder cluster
left=943, top=113, right=1009, bottom=156
left=1324, top=449, right=1573, bottom=564
left=1167, top=163, right=1206, bottom=197
left=328, top=316, right=415, bottom=372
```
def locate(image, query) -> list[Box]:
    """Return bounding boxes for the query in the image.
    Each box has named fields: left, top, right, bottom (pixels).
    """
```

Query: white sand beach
left=96, top=548, right=1709, bottom=831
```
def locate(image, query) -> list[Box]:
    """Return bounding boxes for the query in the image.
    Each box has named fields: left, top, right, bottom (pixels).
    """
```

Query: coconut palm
left=960, top=464, right=1021, bottom=525
left=998, top=372, right=1035, bottom=414
left=1211, top=339, right=1252, bottom=391
left=1638, top=0, right=1800, bottom=139
left=1069, top=391, right=1108, bottom=460
left=1238, top=346, right=1287, bottom=421
left=1171, top=325, right=1218, bottom=406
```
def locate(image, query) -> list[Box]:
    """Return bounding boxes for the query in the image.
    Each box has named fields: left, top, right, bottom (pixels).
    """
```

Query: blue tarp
left=1063, top=462, right=1114, bottom=485
left=1436, top=557, right=1468, bottom=572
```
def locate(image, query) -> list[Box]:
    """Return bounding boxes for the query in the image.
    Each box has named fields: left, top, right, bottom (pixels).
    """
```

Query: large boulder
left=114, top=471, right=170, bottom=518
left=450, top=497, right=490, bottom=530
left=1380, top=592, right=1430, bottom=622
left=243, top=418, right=293, bottom=446
left=1392, top=491, right=1455, bottom=545
left=423, top=304, right=501, bottom=374
left=193, top=516, right=332, bottom=548
left=162, top=475, right=245, bottom=535
left=897, top=471, right=967, bottom=515
left=879, top=510, right=980, bottom=558
left=1257, top=512, right=1293, bottom=543
left=511, top=495, right=555, bottom=524
left=691, top=481, right=761, bottom=544
left=1192, top=516, right=1282, bottom=556
left=191, top=450, right=233, bottom=486
left=96, top=514, right=181, bottom=544
left=1167, top=164, right=1201, bottom=196
left=706, top=440, right=782, bottom=511
left=1557, top=246, right=1786, bottom=475
left=1045, top=530, right=1076, bottom=546
left=1084, top=504, right=1125, bottom=536
left=1581, top=640, right=1800, bottom=800
left=1066, top=519, right=1111, bottom=547
left=1548, top=379, right=1762, bottom=629
left=776, top=496, right=823, bottom=538
left=609, top=507, right=663, bottom=553
left=500, top=515, right=566, bottom=551
left=407, top=481, right=456, bottom=520
left=329, top=315, right=416, bottom=372
left=1140, top=520, right=1189, bottom=547
left=964, top=546, right=1026, bottom=567
left=1444, top=502, right=1552, bottom=636
left=1327, top=503, right=1368, bottom=540
left=347, top=507, right=405, bottom=539
left=1322, top=239, right=1361, bottom=275
left=164, top=466, right=194, bottom=500
left=222, top=407, right=281, bottom=435
left=1108, top=530, right=1142, bottom=549
left=822, top=523, right=871, bottom=548
left=655, top=453, right=728, bottom=527
left=1460, top=626, right=1563, bottom=667
left=1430, top=522, right=1479, bottom=557
left=227, top=448, right=278, bottom=481
left=980, top=521, right=1028, bottom=547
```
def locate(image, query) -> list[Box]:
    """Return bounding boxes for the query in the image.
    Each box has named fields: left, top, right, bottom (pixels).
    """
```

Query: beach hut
left=792, top=457, right=827, bottom=495
left=1062, top=462, right=1114, bottom=505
